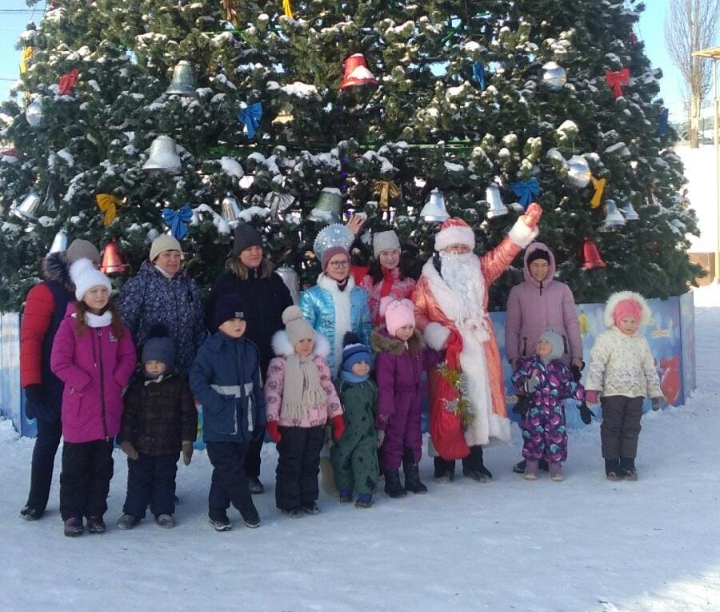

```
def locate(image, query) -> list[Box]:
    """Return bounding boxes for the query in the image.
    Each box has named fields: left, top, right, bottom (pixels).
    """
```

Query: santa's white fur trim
left=272, top=330, right=330, bottom=358
left=318, top=273, right=354, bottom=375
left=603, top=291, right=652, bottom=328
left=434, top=225, right=476, bottom=252
left=508, top=216, right=539, bottom=248
left=424, top=322, right=451, bottom=350
left=420, top=258, right=486, bottom=325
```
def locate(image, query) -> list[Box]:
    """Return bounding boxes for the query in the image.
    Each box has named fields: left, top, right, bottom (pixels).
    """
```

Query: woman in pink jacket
left=504, top=243, right=583, bottom=474
left=51, top=259, right=136, bottom=537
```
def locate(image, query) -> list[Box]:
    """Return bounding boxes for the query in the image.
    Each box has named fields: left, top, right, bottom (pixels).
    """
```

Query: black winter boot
left=384, top=469, right=407, bottom=498
left=605, top=458, right=621, bottom=481
left=620, top=457, right=637, bottom=481
left=402, top=450, right=428, bottom=494
left=433, top=457, right=455, bottom=483
left=462, top=446, right=493, bottom=482
left=512, top=459, right=527, bottom=474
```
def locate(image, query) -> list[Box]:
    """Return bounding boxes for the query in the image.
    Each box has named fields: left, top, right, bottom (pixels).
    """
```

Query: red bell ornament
left=581, top=237, right=606, bottom=270
left=100, top=238, right=129, bottom=274
left=340, top=53, right=378, bottom=90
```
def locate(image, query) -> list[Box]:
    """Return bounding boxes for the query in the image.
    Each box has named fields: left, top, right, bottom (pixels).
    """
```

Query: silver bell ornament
left=166, top=60, right=196, bottom=96
left=26, top=98, right=43, bottom=128
left=276, top=264, right=300, bottom=305
left=485, top=184, right=509, bottom=219
left=419, top=188, right=450, bottom=223
left=542, top=62, right=567, bottom=91
left=308, top=188, right=343, bottom=224
left=601, top=199, right=626, bottom=231
left=566, top=155, right=591, bottom=189
left=48, top=229, right=68, bottom=254
left=265, top=191, right=296, bottom=216
left=12, top=191, right=42, bottom=221
left=220, top=194, right=242, bottom=228
left=143, top=135, right=182, bottom=174
left=622, top=201, right=640, bottom=221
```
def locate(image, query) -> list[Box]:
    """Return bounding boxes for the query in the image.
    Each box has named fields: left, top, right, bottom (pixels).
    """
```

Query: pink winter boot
left=524, top=460, right=539, bottom=481
left=549, top=462, right=563, bottom=482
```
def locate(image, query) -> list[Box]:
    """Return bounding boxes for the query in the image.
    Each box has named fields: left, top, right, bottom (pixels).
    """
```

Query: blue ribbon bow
left=511, top=178, right=540, bottom=209
left=472, top=63, right=485, bottom=90
left=237, top=102, right=263, bottom=139
left=162, top=204, right=193, bottom=240
left=657, top=108, right=669, bottom=139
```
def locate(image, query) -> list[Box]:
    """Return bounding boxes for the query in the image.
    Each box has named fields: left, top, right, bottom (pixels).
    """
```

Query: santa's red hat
left=434, top=218, right=476, bottom=252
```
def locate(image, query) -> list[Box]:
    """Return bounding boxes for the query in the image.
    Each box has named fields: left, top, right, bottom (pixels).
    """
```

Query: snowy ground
left=1, top=291, right=720, bottom=612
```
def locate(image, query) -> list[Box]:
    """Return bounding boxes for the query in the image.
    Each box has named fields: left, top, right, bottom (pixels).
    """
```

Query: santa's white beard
left=438, top=251, right=485, bottom=315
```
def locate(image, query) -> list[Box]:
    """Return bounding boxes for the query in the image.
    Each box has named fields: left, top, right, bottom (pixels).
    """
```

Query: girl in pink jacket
left=264, top=306, right=343, bottom=517
left=51, top=259, right=136, bottom=537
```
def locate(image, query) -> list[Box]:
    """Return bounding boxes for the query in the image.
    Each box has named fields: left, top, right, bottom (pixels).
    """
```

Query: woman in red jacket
left=19, top=240, right=100, bottom=522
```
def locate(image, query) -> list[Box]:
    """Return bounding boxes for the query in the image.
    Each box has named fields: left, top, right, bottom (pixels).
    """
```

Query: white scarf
left=73, top=311, right=113, bottom=328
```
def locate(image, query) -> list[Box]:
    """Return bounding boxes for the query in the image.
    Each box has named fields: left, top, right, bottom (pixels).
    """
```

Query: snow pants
left=379, top=391, right=422, bottom=472
left=600, top=395, right=643, bottom=460
left=123, top=452, right=179, bottom=519
left=205, top=441, right=258, bottom=523
left=331, top=431, right=378, bottom=495
left=275, top=426, right=325, bottom=511
left=26, top=418, right=62, bottom=514
left=521, top=402, right=568, bottom=463
left=60, top=439, right=114, bottom=521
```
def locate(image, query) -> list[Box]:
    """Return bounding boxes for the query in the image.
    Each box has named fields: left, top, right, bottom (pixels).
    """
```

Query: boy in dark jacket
left=117, top=327, right=197, bottom=529
left=331, top=333, right=379, bottom=509
left=189, top=294, right=266, bottom=532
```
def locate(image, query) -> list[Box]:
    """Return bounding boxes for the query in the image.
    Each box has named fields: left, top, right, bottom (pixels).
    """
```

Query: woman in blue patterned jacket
left=119, top=235, right=205, bottom=376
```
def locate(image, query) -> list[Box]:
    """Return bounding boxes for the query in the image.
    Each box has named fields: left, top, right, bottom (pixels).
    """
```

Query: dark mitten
left=578, top=401, right=595, bottom=425
left=24, top=384, right=44, bottom=405
left=512, top=395, right=530, bottom=415
left=571, top=361, right=585, bottom=382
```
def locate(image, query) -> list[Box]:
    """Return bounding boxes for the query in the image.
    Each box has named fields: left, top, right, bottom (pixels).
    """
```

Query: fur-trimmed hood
left=604, top=291, right=652, bottom=328
left=371, top=327, right=425, bottom=356
left=271, top=329, right=331, bottom=358
left=42, top=252, right=73, bottom=292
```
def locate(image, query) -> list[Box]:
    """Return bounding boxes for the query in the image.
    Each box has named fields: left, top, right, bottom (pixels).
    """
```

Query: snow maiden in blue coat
left=189, top=294, right=265, bottom=532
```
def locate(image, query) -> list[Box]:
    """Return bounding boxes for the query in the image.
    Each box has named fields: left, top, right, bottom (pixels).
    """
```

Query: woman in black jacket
left=205, top=224, right=294, bottom=493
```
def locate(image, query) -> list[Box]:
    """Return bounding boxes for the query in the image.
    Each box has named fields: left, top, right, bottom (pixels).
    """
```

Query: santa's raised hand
left=523, top=202, right=543, bottom=229
left=508, top=202, right=542, bottom=247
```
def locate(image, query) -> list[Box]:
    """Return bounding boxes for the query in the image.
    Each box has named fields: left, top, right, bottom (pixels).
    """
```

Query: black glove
left=512, top=395, right=530, bottom=415
left=570, top=361, right=585, bottom=383
left=578, top=401, right=595, bottom=425
left=24, top=384, right=44, bottom=405
left=252, top=425, right=267, bottom=442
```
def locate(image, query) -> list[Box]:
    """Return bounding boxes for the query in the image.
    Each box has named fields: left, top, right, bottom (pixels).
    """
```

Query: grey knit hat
left=232, top=224, right=263, bottom=257
left=65, top=239, right=100, bottom=265
left=373, top=230, right=400, bottom=258
left=538, top=329, right=564, bottom=363
left=282, top=306, right=315, bottom=346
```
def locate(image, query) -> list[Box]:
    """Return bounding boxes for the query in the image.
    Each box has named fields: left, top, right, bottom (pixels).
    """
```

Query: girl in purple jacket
left=372, top=298, right=443, bottom=498
left=511, top=329, right=584, bottom=482
left=51, top=259, right=136, bottom=537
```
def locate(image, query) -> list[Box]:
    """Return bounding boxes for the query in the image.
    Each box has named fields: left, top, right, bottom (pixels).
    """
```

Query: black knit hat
left=526, top=249, right=550, bottom=266
left=232, top=224, right=263, bottom=257
left=214, top=294, right=246, bottom=329
left=142, top=324, right=175, bottom=372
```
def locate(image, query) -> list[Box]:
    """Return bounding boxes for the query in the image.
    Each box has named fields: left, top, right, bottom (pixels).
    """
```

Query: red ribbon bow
left=605, top=68, right=630, bottom=99
left=58, top=69, right=80, bottom=96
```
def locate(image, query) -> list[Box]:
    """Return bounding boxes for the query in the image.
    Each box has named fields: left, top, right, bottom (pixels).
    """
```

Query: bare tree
left=665, top=0, right=720, bottom=148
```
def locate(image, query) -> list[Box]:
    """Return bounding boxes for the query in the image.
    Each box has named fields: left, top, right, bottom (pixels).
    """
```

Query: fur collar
left=603, top=291, right=652, bottom=328
left=371, top=327, right=425, bottom=356
left=42, top=252, right=73, bottom=292
left=272, top=330, right=331, bottom=358
left=317, top=273, right=356, bottom=294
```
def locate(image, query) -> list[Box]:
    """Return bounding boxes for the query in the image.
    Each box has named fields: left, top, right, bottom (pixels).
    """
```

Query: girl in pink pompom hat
left=584, top=291, right=663, bottom=482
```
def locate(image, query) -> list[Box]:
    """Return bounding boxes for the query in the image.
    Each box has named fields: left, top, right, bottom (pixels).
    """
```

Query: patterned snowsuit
left=512, top=356, right=584, bottom=463
left=330, top=379, right=379, bottom=495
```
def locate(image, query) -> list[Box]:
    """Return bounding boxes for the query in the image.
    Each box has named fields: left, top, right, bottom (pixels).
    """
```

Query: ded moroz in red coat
left=413, top=206, right=542, bottom=458
left=51, top=308, right=136, bottom=443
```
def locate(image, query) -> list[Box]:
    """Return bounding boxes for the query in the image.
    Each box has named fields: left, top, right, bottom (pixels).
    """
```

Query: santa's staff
left=413, top=204, right=543, bottom=482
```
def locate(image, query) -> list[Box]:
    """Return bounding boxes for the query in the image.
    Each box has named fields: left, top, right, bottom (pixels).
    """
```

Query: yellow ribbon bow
left=20, top=47, right=34, bottom=74
left=96, top=194, right=123, bottom=226
left=590, top=176, right=606, bottom=209
left=282, top=0, right=293, bottom=18
left=372, top=180, right=401, bottom=211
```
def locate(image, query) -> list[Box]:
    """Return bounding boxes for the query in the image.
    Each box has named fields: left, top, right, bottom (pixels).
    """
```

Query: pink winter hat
left=613, top=299, right=642, bottom=327
left=380, top=297, right=415, bottom=337
left=321, top=245, right=350, bottom=272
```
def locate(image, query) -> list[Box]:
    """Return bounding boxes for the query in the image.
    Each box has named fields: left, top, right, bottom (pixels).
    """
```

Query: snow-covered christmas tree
left=0, top=0, right=701, bottom=309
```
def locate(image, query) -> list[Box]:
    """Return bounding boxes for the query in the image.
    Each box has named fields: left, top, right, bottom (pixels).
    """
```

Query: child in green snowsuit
left=331, top=333, right=379, bottom=508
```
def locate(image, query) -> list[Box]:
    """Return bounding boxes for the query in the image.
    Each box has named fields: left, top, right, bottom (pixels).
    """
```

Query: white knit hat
left=70, top=258, right=112, bottom=300
left=149, top=235, right=182, bottom=262
left=434, top=218, right=476, bottom=252
left=282, top=306, right=315, bottom=345
left=373, top=230, right=401, bottom=258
